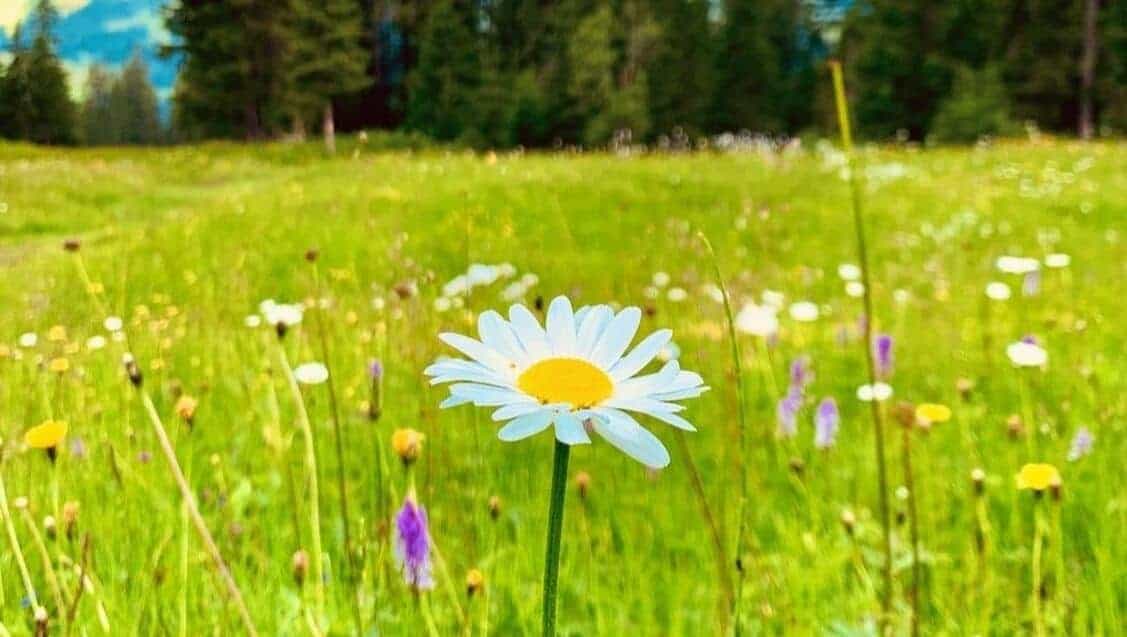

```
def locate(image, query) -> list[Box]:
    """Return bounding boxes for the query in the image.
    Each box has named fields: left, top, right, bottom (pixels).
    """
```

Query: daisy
left=857, top=382, right=893, bottom=402
left=1043, top=253, right=1070, bottom=268
left=293, top=362, right=329, bottom=385
left=735, top=302, right=779, bottom=338
left=985, top=281, right=1012, bottom=301
left=789, top=301, right=819, bottom=322
left=996, top=256, right=1041, bottom=275
left=1007, top=340, right=1047, bottom=367
left=838, top=263, right=861, bottom=281
left=425, top=296, right=708, bottom=468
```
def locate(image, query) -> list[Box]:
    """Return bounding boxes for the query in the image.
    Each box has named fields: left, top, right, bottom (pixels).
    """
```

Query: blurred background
left=0, top=0, right=1124, bottom=149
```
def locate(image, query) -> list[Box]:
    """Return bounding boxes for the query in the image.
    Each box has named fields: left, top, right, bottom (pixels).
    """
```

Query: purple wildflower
left=394, top=498, right=434, bottom=590
left=1022, top=270, right=1041, bottom=297
left=1067, top=427, right=1094, bottom=462
left=874, top=334, right=894, bottom=379
left=789, top=355, right=813, bottom=390
left=1021, top=334, right=1040, bottom=346
left=776, top=389, right=802, bottom=438
left=814, top=398, right=839, bottom=449
left=368, top=359, right=384, bottom=380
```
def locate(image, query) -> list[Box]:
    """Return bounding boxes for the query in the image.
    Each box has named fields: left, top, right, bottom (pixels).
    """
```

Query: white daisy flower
left=985, top=281, right=1012, bottom=301
left=996, top=256, right=1040, bottom=275
left=425, top=296, right=708, bottom=468
left=735, top=302, right=778, bottom=337
left=838, top=263, right=861, bottom=281
left=845, top=281, right=865, bottom=298
left=761, top=289, right=786, bottom=309
left=293, top=362, right=329, bottom=385
left=86, top=335, right=107, bottom=351
left=1006, top=341, right=1047, bottom=367
left=789, top=301, right=819, bottom=322
left=434, top=297, right=453, bottom=313
left=666, top=287, right=688, bottom=302
left=103, top=316, right=124, bottom=332
left=500, top=281, right=529, bottom=302
left=18, top=332, right=37, bottom=348
left=1044, top=253, right=1070, bottom=268
left=652, top=271, right=671, bottom=288
left=857, top=382, right=894, bottom=402
left=260, top=299, right=303, bottom=328
left=244, top=315, right=262, bottom=328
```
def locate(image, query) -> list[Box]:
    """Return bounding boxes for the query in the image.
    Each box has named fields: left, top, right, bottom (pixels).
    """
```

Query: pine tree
left=287, top=0, right=371, bottom=152
left=709, top=0, right=785, bottom=134
left=405, top=0, right=480, bottom=141
left=81, top=64, right=115, bottom=145
left=0, top=1, right=77, bottom=144
left=110, top=53, right=162, bottom=145
left=647, top=0, right=713, bottom=140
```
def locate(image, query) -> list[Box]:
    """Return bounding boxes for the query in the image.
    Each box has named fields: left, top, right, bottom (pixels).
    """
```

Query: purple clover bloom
left=874, top=334, right=894, bottom=379
left=1067, top=427, right=1094, bottom=462
left=814, top=398, right=839, bottom=450
left=394, top=498, right=434, bottom=590
left=776, top=389, right=802, bottom=438
left=789, top=355, right=813, bottom=390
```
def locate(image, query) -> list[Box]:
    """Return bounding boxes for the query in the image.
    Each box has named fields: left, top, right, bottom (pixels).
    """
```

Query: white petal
left=498, top=410, right=554, bottom=441
left=554, top=411, right=592, bottom=445
left=575, top=305, right=613, bottom=357
left=449, top=383, right=529, bottom=407
left=644, top=409, right=697, bottom=431
left=478, top=311, right=530, bottom=367
left=439, top=333, right=512, bottom=373
left=591, top=408, right=670, bottom=468
left=491, top=401, right=544, bottom=421
left=509, top=304, right=551, bottom=358
left=440, top=394, right=473, bottom=409
left=609, top=329, right=672, bottom=381
left=590, top=307, right=642, bottom=369
left=545, top=296, right=578, bottom=355
left=651, top=386, right=710, bottom=401
left=603, top=396, right=685, bottom=415
left=613, top=360, right=682, bottom=399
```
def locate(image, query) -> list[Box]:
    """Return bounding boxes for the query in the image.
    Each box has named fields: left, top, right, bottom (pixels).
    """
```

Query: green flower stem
left=0, top=471, right=39, bottom=612
left=541, top=441, right=571, bottom=636
left=830, top=60, right=894, bottom=632
left=1031, top=499, right=1046, bottom=637
left=277, top=343, right=326, bottom=623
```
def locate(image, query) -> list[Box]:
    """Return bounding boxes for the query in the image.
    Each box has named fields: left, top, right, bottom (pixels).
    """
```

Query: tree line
left=2, top=1, right=1126, bottom=148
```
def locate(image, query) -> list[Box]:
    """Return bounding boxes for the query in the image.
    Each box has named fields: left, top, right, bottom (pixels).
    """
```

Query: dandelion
left=426, top=295, right=706, bottom=635
left=857, top=382, right=893, bottom=402
left=1016, top=463, right=1061, bottom=492
left=788, top=301, right=819, bottom=322
left=175, top=395, right=198, bottom=426
left=48, top=357, right=70, bottom=374
left=292, top=362, right=329, bottom=385
left=985, top=281, right=1012, bottom=301
left=47, top=325, right=67, bottom=342
left=25, top=420, right=67, bottom=462
left=735, top=302, right=778, bottom=338
left=915, top=403, right=952, bottom=428
left=1007, top=340, right=1047, bottom=367
left=814, top=398, right=839, bottom=449
left=1066, top=427, right=1094, bottom=462
left=466, top=568, right=485, bottom=596
left=394, top=497, right=434, bottom=590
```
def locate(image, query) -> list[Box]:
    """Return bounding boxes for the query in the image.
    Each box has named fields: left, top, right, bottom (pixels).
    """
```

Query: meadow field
left=0, top=137, right=1124, bottom=636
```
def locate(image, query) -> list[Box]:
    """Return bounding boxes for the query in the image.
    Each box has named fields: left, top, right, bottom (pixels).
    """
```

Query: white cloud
left=104, top=11, right=170, bottom=46
left=1, top=0, right=90, bottom=36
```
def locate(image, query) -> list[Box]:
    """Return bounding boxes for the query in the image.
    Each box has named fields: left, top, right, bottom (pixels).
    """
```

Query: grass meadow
left=0, top=137, right=1124, bottom=635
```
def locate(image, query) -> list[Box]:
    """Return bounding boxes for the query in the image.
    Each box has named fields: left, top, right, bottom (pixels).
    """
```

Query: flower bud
left=971, top=468, right=986, bottom=496
left=391, top=428, right=425, bottom=465
left=62, top=501, right=80, bottom=539
left=488, top=495, right=502, bottom=521
left=63, top=239, right=81, bottom=252
left=293, top=549, right=310, bottom=587
left=175, top=395, right=198, bottom=428
left=1006, top=414, right=1024, bottom=439
left=574, top=471, right=591, bottom=500
left=123, top=353, right=142, bottom=387
left=44, top=515, right=57, bottom=540
left=304, top=248, right=319, bottom=263
left=466, top=568, right=484, bottom=596
left=840, top=508, right=856, bottom=536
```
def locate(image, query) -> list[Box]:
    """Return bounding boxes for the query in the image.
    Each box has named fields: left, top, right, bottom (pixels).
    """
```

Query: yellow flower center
left=517, top=357, right=613, bottom=407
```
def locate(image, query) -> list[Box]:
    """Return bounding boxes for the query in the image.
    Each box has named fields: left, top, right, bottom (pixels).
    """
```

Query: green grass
left=0, top=138, right=1124, bottom=635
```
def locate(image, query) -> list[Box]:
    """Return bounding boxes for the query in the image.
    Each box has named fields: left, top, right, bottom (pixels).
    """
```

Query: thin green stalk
left=310, top=262, right=364, bottom=636
left=541, top=441, right=571, bottom=637
left=830, top=60, right=894, bottom=632
left=0, top=472, right=39, bottom=612
left=697, top=231, right=753, bottom=634
left=1031, top=499, right=1045, bottom=637
left=277, top=343, right=326, bottom=623
left=137, top=388, right=259, bottom=636
left=674, top=430, right=733, bottom=630
left=19, top=507, right=66, bottom=624
left=900, top=426, right=921, bottom=637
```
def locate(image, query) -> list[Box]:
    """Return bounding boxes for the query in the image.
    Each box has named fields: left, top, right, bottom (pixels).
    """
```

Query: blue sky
left=0, top=0, right=177, bottom=101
